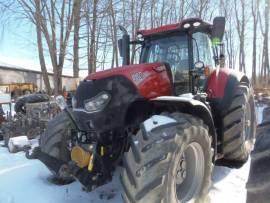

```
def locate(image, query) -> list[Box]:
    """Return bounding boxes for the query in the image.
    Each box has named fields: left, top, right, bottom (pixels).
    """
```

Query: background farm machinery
left=0, top=93, right=63, bottom=149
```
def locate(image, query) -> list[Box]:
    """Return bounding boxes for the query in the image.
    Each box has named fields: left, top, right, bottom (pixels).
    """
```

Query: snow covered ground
left=0, top=141, right=122, bottom=203
left=0, top=142, right=250, bottom=203
left=0, top=105, right=264, bottom=203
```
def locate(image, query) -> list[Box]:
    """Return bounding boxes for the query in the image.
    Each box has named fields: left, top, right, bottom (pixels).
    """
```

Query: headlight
left=84, top=92, right=111, bottom=112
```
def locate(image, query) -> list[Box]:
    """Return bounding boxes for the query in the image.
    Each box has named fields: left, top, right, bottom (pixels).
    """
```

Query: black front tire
left=40, top=111, right=74, bottom=184
left=121, top=113, right=213, bottom=203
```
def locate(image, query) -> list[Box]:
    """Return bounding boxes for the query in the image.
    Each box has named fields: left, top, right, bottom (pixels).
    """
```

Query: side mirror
left=118, top=25, right=130, bottom=65
left=211, top=17, right=225, bottom=44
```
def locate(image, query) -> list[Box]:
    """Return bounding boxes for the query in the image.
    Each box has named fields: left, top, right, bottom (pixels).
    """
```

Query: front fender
left=151, top=96, right=217, bottom=159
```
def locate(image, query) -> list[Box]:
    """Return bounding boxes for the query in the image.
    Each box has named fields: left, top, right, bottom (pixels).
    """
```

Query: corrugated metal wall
left=0, top=68, right=78, bottom=92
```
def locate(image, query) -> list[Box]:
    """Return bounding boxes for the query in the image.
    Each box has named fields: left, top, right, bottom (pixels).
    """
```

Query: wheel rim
left=244, top=102, right=251, bottom=140
left=244, top=101, right=253, bottom=150
left=174, top=142, right=205, bottom=203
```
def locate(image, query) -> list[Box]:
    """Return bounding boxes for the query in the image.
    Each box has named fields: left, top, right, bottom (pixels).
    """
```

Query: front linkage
left=27, top=142, right=113, bottom=191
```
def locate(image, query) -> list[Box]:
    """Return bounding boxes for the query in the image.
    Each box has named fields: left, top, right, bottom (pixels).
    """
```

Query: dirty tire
left=246, top=108, right=270, bottom=203
left=40, top=111, right=74, bottom=184
left=121, top=113, right=212, bottom=203
left=219, top=83, right=256, bottom=168
left=15, top=93, right=50, bottom=114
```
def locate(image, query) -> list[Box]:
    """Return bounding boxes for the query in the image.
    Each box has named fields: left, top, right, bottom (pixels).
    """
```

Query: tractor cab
left=119, top=17, right=225, bottom=95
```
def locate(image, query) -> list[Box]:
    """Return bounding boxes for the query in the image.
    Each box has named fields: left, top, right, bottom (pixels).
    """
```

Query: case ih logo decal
left=132, top=72, right=145, bottom=83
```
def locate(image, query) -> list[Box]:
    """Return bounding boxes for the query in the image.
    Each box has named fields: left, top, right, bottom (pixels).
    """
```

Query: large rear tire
left=40, top=111, right=74, bottom=184
left=246, top=107, right=270, bottom=203
left=121, top=113, right=213, bottom=203
left=219, top=83, right=256, bottom=168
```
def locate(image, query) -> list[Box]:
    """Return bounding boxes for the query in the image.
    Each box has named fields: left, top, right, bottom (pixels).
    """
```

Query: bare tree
left=87, top=0, right=99, bottom=74
left=73, top=0, right=82, bottom=78
left=2, top=0, right=266, bottom=88
left=108, top=0, right=119, bottom=68
left=251, top=0, right=260, bottom=85
left=259, top=0, right=270, bottom=84
left=0, top=1, right=15, bottom=39
left=130, top=0, right=147, bottom=64
left=234, top=0, right=247, bottom=73
left=18, top=0, right=75, bottom=95
left=34, top=0, right=52, bottom=94
left=219, top=0, right=236, bottom=69
left=189, top=0, right=210, bottom=19
left=16, top=0, right=52, bottom=93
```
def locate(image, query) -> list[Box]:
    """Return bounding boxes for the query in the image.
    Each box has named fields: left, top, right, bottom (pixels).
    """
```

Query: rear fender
left=206, top=68, right=250, bottom=110
left=151, top=96, right=217, bottom=159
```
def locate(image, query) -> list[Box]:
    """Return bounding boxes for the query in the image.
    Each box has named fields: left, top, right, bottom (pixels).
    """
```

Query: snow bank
left=0, top=144, right=122, bottom=203
left=7, top=136, right=30, bottom=153
left=1, top=103, right=15, bottom=117
left=256, top=104, right=266, bottom=124
left=0, top=142, right=251, bottom=203
left=0, top=104, right=264, bottom=203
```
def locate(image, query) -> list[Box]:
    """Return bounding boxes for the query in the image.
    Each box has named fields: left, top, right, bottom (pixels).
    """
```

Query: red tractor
left=31, top=17, right=256, bottom=202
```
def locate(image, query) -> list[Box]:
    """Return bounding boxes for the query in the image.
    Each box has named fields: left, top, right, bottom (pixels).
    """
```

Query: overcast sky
left=0, top=6, right=257, bottom=78
left=0, top=17, right=81, bottom=76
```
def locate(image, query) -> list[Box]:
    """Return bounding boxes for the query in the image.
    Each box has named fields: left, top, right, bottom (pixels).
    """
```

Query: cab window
left=192, top=32, right=215, bottom=69
left=142, top=35, right=190, bottom=93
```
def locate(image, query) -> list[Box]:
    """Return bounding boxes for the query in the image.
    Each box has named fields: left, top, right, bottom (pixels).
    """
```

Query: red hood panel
left=85, top=63, right=173, bottom=99
left=86, top=63, right=159, bottom=80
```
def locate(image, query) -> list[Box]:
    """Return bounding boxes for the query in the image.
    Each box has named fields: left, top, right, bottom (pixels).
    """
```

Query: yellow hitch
left=88, top=154, right=95, bottom=172
left=100, top=146, right=105, bottom=156
left=71, top=146, right=91, bottom=168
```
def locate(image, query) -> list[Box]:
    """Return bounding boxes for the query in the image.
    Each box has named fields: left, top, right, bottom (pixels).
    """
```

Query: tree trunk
left=265, top=0, right=269, bottom=84
left=109, top=0, right=118, bottom=68
left=88, top=0, right=98, bottom=74
left=234, top=0, right=246, bottom=73
left=73, top=0, right=81, bottom=78
left=34, top=0, right=51, bottom=94
left=251, top=0, right=259, bottom=85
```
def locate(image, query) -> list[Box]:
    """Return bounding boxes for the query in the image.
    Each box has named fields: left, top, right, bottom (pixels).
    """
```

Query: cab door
left=192, top=32, right=215, bottom=91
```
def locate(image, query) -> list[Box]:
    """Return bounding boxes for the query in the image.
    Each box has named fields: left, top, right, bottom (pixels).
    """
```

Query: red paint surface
left=137, top=18, right=209, bottom=37
left=206, top=68, right=230, bottom=99
left=138, top=23, right=181, bottom=36
left=85, top=63, right=173, bottom=99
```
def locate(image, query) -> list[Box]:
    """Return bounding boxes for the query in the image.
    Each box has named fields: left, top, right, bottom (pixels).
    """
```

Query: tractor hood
left=85, top=63, right=165, bottom=81
left=83, top=63, right=173, bottom=99
left=71, top=62, right=173, bottom=132
left=74, top=62, right=173, bottom=110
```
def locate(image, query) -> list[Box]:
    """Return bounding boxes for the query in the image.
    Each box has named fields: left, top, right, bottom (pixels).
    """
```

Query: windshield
left=141, top=35, right=190, bottom=93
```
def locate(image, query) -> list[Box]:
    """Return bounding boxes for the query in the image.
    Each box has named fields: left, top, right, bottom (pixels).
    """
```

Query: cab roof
left=137, top=18, right=212, bottom=37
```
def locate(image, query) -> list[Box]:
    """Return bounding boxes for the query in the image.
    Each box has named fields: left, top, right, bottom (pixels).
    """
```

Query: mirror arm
left=130, top=40, right=143, bottom=45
